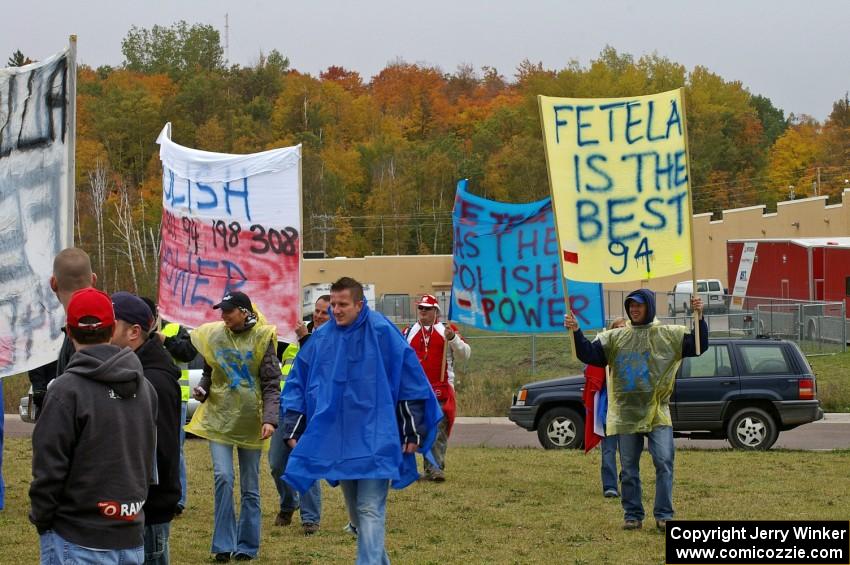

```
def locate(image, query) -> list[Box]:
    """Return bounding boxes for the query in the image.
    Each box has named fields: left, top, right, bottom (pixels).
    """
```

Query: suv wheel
left=537, top=407, right=584, bottom=450
left=726, top=407, right=778, bottom=450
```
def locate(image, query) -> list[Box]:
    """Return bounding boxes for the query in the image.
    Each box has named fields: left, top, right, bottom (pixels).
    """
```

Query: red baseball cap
left=416, top=294, right=440, bottom=310
left=67, top=288, right=115, bottom=330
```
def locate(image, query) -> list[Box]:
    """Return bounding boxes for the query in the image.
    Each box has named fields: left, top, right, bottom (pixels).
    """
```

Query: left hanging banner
left=0, top=49, right=74, bottom=378
left=157, top=124, right=302, bottom=342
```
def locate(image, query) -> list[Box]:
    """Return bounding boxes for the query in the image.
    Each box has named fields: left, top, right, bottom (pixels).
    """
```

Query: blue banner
left=450, top=180, right=605, bottom=332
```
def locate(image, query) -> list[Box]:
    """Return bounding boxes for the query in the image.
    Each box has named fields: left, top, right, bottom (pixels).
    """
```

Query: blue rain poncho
left=282, top=301, right=442, bottom=492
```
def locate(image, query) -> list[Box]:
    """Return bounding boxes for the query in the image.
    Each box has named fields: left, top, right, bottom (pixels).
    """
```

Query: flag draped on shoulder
left=582, top=364, right=606, bottom=453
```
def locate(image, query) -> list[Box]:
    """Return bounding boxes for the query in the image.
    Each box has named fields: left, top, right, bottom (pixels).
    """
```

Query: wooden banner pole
left=537, top=95, right=578, bottom=361
left=67, top=35, right=77, bottom=247
left=679, top=86, right=701, bottom=355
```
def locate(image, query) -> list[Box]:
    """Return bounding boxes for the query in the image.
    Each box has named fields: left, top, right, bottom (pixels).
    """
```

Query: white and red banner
left=156, top=124, right=302, bottom=341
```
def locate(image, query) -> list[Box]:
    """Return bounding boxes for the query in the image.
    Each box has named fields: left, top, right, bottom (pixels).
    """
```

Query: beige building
left=302, top=189, right=850, bottom=303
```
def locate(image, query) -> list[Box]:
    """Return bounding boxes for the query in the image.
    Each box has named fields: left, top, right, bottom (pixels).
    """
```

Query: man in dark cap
left=112, top=291, right=182, bottom=564
left=143, top=295, right=199, bottom=517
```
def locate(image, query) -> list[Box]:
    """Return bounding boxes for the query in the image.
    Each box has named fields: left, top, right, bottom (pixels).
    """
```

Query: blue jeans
left=40, top=530, right=144, bottom=564
left=209, top=441, right=262, bottom=557
left=340, top=479, right=391, bottom=565
left=618, top=426, right=674, bottom=521
left=143, top=522, right=171, bottom=564
left=178, top=402, right=187, bottom=509
left=601, top=434, right=619, bottom=494
left=268, top=426, right=322, bottom=523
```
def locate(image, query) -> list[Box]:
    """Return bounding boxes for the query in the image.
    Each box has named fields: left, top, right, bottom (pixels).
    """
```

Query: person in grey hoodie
left=30, top=288, right=158, bottom=565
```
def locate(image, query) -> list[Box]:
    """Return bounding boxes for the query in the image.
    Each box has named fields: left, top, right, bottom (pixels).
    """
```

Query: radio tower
left=224, top=13, right=230, bottom=64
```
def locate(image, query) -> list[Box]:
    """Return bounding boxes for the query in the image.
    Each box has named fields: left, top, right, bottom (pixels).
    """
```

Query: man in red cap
left=30, top=288, right=158, bottom=564
left=403, top=294, right=471, bottom=481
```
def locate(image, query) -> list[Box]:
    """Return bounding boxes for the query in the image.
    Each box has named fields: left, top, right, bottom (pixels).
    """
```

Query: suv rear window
left=708, top=281, right=721, bottom=291
left=738, top=345, right=791, bottom=375
left=680, top=345, right=733, bottom=378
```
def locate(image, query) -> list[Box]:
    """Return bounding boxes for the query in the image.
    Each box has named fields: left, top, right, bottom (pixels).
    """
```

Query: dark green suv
left=509, top=337, right=823, bottom=450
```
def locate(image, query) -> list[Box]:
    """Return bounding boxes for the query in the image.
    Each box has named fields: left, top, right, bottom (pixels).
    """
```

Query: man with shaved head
left=27, top=248, right=98, bottom=415
left=49, top=248, right=98, bottom=310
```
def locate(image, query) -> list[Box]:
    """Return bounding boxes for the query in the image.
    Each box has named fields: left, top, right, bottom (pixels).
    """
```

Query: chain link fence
left=374, top=291, right=846, bottom=376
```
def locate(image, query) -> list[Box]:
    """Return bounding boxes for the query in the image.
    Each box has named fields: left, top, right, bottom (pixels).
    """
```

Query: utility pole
left=816, top=167, right=821, bottom=196
left=311, top=214, right=335, bottom=253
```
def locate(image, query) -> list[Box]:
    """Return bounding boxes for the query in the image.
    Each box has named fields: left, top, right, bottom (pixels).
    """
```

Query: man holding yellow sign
left=542, top=89, right=706, bottom=531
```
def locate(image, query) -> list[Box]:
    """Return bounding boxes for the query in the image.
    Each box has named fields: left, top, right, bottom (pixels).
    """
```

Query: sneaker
left=214, top=553, right=231, bottom=563
left=656, top=520, right=668, bottom=532
left=274, top=510, right=294, bottom=527
left=603, top=489, right=619, bottom=498
left=429, top=468, right=446, bottom=482
left=622, top=519, right=642, bottom=530
left=302, top=522, right=320, bottom=535
left=233, top=554, right=254, bottom=562
left=342, top=522, right=358, bottom=537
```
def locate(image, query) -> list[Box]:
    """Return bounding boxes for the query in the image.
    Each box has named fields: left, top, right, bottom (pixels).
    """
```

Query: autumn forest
left=9, top=22, right=850, bottom=296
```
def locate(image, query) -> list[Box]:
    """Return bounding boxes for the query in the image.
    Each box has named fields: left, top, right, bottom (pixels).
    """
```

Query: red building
left=727, top=238, right=850, bottom=312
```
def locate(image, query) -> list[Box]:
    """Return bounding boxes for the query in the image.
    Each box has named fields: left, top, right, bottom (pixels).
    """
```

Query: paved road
left=6, top=413, right=850, bottom=451
left=450, top=414, right=850, bottom=451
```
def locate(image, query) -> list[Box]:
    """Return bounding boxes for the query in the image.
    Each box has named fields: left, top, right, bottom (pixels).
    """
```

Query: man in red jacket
left=403, top=294, right=471, bottom=481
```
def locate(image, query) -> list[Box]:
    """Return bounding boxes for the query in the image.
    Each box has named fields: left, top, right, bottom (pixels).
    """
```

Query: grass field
left=2, top=438, right=849, bottom=564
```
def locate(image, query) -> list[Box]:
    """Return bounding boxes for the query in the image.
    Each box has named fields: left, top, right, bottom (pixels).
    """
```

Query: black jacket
left=134, top=335, right=182, bottom=525
left=28, top=332, right=76, bottom=409
left=161, top=322, right=200, bottom=365
left=29, top=344, right=158, bottom=550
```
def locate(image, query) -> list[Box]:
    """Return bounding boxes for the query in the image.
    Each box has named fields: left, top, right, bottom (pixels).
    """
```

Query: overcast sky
left=4, top=0, right=848, bottom=121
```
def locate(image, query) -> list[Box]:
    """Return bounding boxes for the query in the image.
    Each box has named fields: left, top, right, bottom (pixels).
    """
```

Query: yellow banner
left=539, top=88, right=693, bottom=282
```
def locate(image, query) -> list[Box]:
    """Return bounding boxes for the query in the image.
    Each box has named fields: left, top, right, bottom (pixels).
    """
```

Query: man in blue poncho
left=282, top=277, right=442, bottom=564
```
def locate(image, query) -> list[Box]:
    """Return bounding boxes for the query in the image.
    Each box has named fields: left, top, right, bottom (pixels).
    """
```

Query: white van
left=667, top=279, right=727, bottom=316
